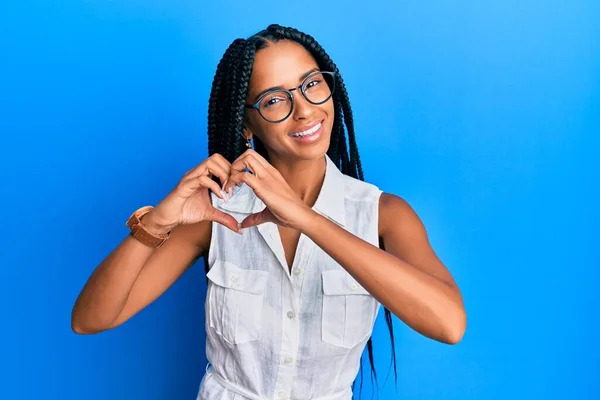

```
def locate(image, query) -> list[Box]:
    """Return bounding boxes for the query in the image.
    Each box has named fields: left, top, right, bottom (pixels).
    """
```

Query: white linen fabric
left=197, top=154, right=383, bottom=400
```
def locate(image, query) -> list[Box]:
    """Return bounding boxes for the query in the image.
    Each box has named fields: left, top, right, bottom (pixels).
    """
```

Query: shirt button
left=293, top=268, right=302, bottom=275
left=283, top=356, right=293, bottom=364
left=350, top=282, right=358, bottom=291
left=286, top=311, right=295, bottom=319
left=278, top=391, right=286, bottom=399
left=230, top=275, right=238, bottom=282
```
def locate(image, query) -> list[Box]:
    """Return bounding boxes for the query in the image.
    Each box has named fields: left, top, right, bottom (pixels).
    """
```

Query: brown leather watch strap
left=129, top=223, right=169, bottom=248
left=126, top=206, right=171, bottom=248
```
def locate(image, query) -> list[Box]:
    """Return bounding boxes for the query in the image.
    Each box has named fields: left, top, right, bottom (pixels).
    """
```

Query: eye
left=305, top=78, right=323, bottom=89
left=262, top=94, right=287, bottom=108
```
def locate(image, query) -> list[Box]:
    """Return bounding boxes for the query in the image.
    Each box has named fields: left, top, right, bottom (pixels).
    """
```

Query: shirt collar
left=311, top=154, right=347, bottom=227
left=216, top=154, right=346, bottom=228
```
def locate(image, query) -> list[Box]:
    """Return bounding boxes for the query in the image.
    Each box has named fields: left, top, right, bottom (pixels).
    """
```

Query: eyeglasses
left=244, top=70, right=336, bottom=123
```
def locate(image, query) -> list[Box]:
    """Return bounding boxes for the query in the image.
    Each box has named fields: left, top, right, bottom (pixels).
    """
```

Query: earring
left=241, top=130, right=252, bottom=149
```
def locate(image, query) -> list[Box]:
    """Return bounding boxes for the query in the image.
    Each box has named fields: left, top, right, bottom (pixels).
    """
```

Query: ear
left=242, top=125, right=253, bottom=141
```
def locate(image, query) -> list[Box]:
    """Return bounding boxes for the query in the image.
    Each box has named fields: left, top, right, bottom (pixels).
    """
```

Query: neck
left=269, top=154, right=327, bottom=208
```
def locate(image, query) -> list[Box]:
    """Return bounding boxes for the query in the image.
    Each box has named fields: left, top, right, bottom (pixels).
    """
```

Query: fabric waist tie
left=206, top=365, right=351, bottom=400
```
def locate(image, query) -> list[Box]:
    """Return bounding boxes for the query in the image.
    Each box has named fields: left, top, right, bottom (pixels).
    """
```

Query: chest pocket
left=206, top=260, right=268, bottom=345
left=321, top=269, right=378, bottom=349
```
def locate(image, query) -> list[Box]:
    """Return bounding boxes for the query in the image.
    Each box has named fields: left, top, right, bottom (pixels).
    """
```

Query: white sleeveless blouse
left=197, top=154, right=383, bottom=400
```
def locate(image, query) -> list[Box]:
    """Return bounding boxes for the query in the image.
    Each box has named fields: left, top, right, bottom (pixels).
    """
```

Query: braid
left=340, top=85, right=364, bottom=180
left=204, top=24, right=397, bottom=398
left=207, top=38, right=246, bottom=161
left=229, top=42, right=256, bottom=158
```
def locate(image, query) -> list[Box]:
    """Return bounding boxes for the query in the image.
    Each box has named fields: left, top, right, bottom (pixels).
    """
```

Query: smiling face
left=243, top=40, right=335, bottom=163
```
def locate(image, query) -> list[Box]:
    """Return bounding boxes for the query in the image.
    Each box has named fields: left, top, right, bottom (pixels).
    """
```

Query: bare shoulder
left=378, top=192, right=426, bottom=238
left=378, top=192, right=459, bottom=289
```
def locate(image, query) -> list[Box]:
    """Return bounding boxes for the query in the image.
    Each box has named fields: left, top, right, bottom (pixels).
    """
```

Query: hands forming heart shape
left=144, top=149, right=314, bottom=234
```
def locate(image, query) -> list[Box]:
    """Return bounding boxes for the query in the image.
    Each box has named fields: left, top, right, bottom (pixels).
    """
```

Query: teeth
left=291, top=122, right=321, bottom=138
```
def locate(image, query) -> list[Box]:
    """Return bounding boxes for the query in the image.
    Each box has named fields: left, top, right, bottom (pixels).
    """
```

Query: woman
left=71, top=24, right=466, bottom=400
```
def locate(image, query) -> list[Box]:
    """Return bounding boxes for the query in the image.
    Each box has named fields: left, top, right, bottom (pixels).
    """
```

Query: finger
left=209, top=153, right=231, bottom=168
left=186, top=164, right=230, bottom=191
left=209, top=153, right=232, bottom=171
left=223, top=171, right=260, bottom=195
left=201, top=160, right=232, bottom=185
left=232, top=150, right=280, bottom=179
left=205, top=206, right=242, bottom=234
left=185, top=161, right=230, bottom=189
left=182, top=161, right=207, bottom=179
left=206, top=163, right=231, bottom=187
left=239, top=149, right=271, bottom=169
left=242, top=149, right=282, bottom=179
left=184, top=157, right=231, bottom=184
left=181, top=174, right=226, bottom=201
left=231, top=153, right=269, bottom=178
left=240, top=208, right=276, bottom=228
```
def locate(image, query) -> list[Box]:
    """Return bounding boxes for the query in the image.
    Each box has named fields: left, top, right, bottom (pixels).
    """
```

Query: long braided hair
left=205, top=24, right=398, bottom=397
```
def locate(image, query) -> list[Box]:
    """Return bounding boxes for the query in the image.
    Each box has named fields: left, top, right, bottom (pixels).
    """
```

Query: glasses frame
left=244, top=70, right=336, bottom=123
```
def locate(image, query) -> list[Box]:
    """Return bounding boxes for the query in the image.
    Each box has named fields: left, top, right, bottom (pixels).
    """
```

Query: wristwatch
left=126, top=206, right=171, bottom=248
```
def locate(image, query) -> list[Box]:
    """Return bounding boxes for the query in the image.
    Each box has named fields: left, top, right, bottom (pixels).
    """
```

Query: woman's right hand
left=142, top=153, right=241, bottom=234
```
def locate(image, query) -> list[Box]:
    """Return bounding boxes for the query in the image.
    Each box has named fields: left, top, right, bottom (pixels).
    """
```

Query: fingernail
left=221, top=190, right=229, bottom=203
left=222, top=179, right=228, bottom=191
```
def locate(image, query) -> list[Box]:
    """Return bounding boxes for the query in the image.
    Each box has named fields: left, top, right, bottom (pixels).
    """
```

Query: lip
left=288, top=119, right=324, bottom=144
left=289, top=120, right=323, bottom=136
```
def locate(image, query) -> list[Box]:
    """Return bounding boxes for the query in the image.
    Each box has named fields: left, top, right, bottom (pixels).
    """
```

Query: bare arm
left=71, top=217, right=212, bottom=334
left=299, top=193, right=466, bottom=344
left=221, top=150, right=465, bottom=344
left=71, top=153, right=241, bottom=334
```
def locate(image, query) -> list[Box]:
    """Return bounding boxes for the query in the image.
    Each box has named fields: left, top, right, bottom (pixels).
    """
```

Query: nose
left=291, top=91, right=315, bottom=121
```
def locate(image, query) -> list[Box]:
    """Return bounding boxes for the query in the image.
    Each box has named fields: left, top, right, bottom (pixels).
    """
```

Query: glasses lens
left=259, top=91, right=292, bottom=122
left=303, top=72, right=335, bottom=104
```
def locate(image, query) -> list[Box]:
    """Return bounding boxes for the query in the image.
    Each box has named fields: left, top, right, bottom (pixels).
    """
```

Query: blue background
left=1, top=0, right=598, bottom=399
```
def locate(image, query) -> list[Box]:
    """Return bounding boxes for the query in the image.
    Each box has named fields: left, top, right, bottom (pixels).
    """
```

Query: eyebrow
left=251, top=67, right=320, bottom=103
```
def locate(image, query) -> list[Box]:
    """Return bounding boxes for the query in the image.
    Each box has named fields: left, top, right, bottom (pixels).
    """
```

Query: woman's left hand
left=222, top=149, right=314, bottom=230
